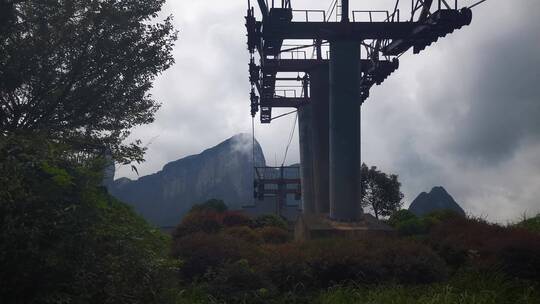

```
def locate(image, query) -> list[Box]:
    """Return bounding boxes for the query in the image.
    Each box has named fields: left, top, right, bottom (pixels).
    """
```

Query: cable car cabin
left=243, top=166, right=301, bottom=219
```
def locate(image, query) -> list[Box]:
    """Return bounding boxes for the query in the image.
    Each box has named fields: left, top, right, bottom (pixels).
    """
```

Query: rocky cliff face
left=108, top=134, right=266, bottom=227
left=408, top=186, right=466, bottom=216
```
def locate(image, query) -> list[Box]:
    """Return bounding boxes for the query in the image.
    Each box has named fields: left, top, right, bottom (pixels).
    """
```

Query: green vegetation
left=1, top=0, right=177, bottom=163
left=1, top=1, right=538, bottom=303
left=1, top=1, right=180, bottom=301
left=169, top=206, right=540, bottom=304
left=190, top=199, right=229, bottom=213
left=316, top=271, right=539, bottom=304
left=516, top=213, right=540, bottom=233
left=0, top=136, right=180, bottom=303
left=361, top=163, right=404, bottom=219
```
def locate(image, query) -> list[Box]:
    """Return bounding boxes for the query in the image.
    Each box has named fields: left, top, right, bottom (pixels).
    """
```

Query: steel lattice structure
left=246, top=0, right=474, bottom=221
left=247, top=0, right=471, bottom=123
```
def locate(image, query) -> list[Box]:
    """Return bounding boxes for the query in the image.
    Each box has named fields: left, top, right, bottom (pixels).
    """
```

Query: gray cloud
left=117, top=0, right=540, bottom=222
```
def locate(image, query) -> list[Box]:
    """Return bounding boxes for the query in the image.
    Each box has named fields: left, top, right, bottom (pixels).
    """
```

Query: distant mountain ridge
left=408, top=186, right=466, bottom=216
left=108, top=134, right=266, bottom=227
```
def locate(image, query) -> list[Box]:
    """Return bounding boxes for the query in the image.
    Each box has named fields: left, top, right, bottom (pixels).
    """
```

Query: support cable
left=252, top=116, right=256, bottom=167
left=468, top=0, right=488, bottom=9
left=281, top=112, right=298, bottom=166
left=251, top=116, right=257, bottom=205
left=271, top=109, right=298, bottom=122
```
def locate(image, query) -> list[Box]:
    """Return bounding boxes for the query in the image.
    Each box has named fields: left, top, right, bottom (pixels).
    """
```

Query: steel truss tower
left=246, top=0, right=472, bottom=221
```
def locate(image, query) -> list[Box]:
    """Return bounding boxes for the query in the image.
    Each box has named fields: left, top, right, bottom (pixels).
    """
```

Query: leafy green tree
left=0, top=135, right=180, bottom=303
left=0, top=0, right=177, bottom=164
left=361, top=163, right=404, bottom=219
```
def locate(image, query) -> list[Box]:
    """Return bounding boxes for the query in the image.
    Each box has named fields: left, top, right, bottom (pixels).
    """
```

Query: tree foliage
left=0, top=135, right=179, bottom=303
left=190, top=198, right=229, bottom=214
left=361, top=163, right=404, bottom=219
left=0, top=0, right=177, bottom=164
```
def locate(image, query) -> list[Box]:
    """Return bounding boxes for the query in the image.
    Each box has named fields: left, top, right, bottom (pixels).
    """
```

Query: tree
left=361, top=163, right=404, bottom=219
left=0, top=135, right=180, bottom=303
left=0, top=0, right=177, bottom=164
left=190, top=199, right=229, bottom=213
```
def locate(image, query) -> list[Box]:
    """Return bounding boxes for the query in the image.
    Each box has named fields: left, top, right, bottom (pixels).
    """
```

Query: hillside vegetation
left=170, top=205, right=540, bottom=304
left=1, top=136, right=539, bottom=303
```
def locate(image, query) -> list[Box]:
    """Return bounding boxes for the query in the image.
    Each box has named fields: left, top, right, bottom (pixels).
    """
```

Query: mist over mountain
left=409, top=186, right=466, bottom=216
left=108, top=134, right=266, bottom=227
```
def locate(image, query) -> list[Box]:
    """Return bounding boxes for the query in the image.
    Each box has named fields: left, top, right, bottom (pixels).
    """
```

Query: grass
left=175, top=270, right=539, bottom=304
left=316, top=271, right=539, bottom=304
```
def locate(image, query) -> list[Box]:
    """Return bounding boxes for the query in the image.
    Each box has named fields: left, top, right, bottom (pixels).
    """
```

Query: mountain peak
left=109, top=134, right=266, bottom=227
left=409, top=186, right=465, bottom=216
left=430, top=186, right=447, bottom=194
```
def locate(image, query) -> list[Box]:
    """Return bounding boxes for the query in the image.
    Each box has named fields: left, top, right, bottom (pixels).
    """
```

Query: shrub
left=255, top=237, right=446, bottom=289
left=488, top=228, right=540, bottom=280
left=428, top=216, right=540, bottom=279
left=387, top=209, right=417, bottom=227
left=222, top=211, right=253, bottom=227
left=173, top=211, right=223, bottom=238
left=0, top=136, right=179, bottom=303
left=299, top=237, right=447, bottom=287
left=516, top=213, right=540, bottom=233
left=395, top=218, right=429, bottom=236
left=255, top=244, right=312, bottom=291
left=171, top=232, right=260, bottom=280
left=222, top=226, right=263, bottom=244
left=190, top=199, right=228, bottom=214
left=252, top=214, right=288, bottom=230
left=204, top=259, right=274, bottom=303
left=257, top=226, right=291, bottom=244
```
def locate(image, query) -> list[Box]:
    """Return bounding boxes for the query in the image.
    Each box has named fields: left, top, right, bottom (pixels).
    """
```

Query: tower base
left=294, top=214, right=394, bottom=241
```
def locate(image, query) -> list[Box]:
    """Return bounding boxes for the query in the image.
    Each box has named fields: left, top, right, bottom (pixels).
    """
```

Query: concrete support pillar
left=309, top=65, right=330, bottom=214
left=297, top=105, right=315, bottom=214
left=329, top=40, right=362, bottom=221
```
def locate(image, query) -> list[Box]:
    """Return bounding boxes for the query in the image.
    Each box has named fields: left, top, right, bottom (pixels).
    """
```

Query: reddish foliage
left=173, top=210, right=253, bottom=238
left=255, top=237, right=446, bottom=290
left=300, top=237, right=447, bottom=286
left=222, top=212, right=252, bottom=228
left=257, top=226, right=291, bottom=244
left=222, top=226, right=263, bottom=244
left=171, top=232, right=261, bottom=280
left=428, top=217, right=540, bottom=279
left=255, top=243, right=312, bottom=291
left=173, top=211, right=223, bottom=238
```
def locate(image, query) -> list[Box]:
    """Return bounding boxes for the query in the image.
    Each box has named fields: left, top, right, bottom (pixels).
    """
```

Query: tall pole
left=329, top=39, right=362, bottom=221
left=341, top=0, right=349, bottom=22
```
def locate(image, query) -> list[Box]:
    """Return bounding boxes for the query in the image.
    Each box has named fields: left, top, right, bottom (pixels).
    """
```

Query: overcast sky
left=116, top=0, right=540, bottom=223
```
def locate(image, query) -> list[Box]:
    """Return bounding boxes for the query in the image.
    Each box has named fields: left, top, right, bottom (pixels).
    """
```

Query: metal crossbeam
left=247, top=1, right=473, bottom=122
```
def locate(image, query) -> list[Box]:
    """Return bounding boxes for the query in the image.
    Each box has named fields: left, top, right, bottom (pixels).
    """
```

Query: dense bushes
left=387, top=209, right=540, bottom=281
left=172, top=204, right=540, bottom=303
left=174, top=211, right=223, bottom=237
left=428, top=216, right=540, bottom=280
left=223, top=226, right=263, bottom=244
left=252, top=214, right=289, bottom=230
left=0, top=136, right=179, bottom=303
left=257, top=226, right=291, bottom=244
left=204, top=260, right=273, bottom=303
left=173, top=208, right=255, bottom=238
left=190, top=199, right=228, bottom=213
left=297, top=237, right=446, bottom=287
left=171, top=203, right=540, bottom=304
left=172, top=232, right=446, bottom=293
left=516, top=213, right=540, bottom=233
left=389, top=209, right=464, bottom=236
left=171, top=232, right=261, bottom=280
